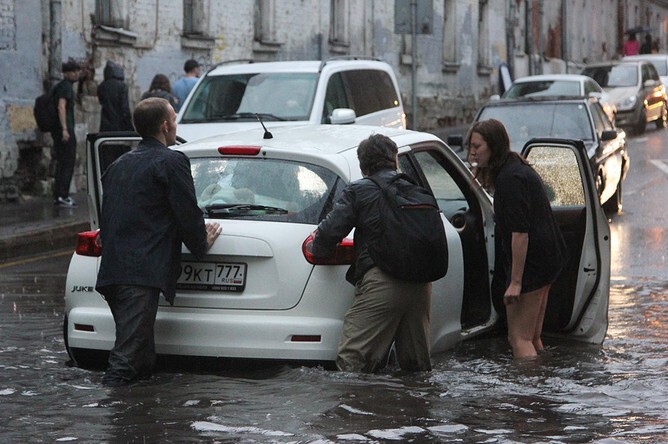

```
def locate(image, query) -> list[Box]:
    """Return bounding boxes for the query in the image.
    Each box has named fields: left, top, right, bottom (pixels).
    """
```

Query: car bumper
left=66, top=306, right=343, bottom=361
left=615, top=107, right=642, bottom=127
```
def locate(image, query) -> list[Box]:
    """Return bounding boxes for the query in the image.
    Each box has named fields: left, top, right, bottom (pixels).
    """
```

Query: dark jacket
left=140, top=89, right=178, bottom=109
left=312, top=169, right=398, bottom=284
left=95, top=137, right=208, bottom=303
left=97, top=61, right=133, bottom=132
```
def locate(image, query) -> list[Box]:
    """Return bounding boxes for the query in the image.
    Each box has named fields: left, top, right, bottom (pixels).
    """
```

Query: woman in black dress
left=467, top=119, right=566, bottom=358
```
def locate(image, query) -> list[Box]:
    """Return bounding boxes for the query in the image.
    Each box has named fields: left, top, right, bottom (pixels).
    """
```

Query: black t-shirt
left=53, top=79, right=75, bottom=130
left=493, top=155, right=567, bottom=292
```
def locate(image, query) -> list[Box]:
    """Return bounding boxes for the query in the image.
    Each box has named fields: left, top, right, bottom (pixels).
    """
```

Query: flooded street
left=1, top=130, right=668, bottom=442
left=0, top=265, right=666, bottom=442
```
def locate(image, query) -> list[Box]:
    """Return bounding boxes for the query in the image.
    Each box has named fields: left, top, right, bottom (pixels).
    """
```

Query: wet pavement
left=0, top=192, right=89, bottom=263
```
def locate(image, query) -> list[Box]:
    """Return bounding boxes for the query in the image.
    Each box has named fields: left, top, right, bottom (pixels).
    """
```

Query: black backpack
left=366, top=173, right=448, bottom=283
left=33, top=85, right=59, bottom=132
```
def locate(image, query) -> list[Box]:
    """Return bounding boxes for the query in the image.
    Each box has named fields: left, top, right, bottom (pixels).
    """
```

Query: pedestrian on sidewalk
left=141, top=74, right=178, bottom=110
left=52, top=60, right=81, bottom=208
left=95, top=97, right=222, bottom=387
left=97, top=60, right=133, bottom=132
left=172, top=59, right=200, bottom=112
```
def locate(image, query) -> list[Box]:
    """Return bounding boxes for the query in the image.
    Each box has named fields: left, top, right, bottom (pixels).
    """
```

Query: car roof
left=482, top=96, right=592, bottom=106
left=512, top=74, right=592, bottom=83
left=178, top=124, right=439, bottom=156
left=204, top=59, right=394, bottom=76
left=623, top=54, right=668, bottom=61
left=583, top=60, right=642, bottom=68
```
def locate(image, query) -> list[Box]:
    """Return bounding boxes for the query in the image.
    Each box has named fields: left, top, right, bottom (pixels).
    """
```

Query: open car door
left=85, top=132, right=143, bottom=229
left=521, top=138, right=610, bottom=344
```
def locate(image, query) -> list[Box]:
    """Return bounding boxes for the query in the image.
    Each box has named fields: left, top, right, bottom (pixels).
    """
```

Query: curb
left=0, top=221, right=90, bottom=263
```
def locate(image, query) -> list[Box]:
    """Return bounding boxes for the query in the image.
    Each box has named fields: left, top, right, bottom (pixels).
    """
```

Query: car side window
left=340, top=70, right=400, bottom=117
left=404, top=149, right=469, bottom=220
left=589, top=102, right=613, bottom=132
left=647, top=63, right=660, bottom=81
left=585, top=79, right=602, bottom=95
left=642, top=64, right=651, bottom=83
left=525, top=147, right=585, bottom=207
left=322, top=73, right=349, bottom=123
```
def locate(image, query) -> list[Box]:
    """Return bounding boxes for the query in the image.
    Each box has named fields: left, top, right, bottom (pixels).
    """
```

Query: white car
left=175, top=59, right=405, bottom=142
left=623, top=54, right=668, bottom=86
left=502, top=74, right=617, bottom=123
left=64, top=125, right=611, bottom=368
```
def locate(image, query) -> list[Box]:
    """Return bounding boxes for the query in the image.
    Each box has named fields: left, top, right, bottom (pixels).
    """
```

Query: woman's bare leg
left=532, top=285, right=550, bottom=352
left=506, top=286, right=546, bottom=358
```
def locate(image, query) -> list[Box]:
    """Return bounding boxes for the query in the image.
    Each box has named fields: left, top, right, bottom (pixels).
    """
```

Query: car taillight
left=218, top=146, right=261, bottom=155
left=75, top=230, right=102, bottom=257
left=302, top=232, right=354, bottom=265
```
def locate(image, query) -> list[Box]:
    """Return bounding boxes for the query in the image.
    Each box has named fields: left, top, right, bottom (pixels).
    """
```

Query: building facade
left=1, top=0, right=668, bottom=200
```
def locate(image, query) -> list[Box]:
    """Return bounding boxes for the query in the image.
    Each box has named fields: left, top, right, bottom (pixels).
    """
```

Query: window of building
left=184, top=0, right=205, bottom=35
left=330, top=0, right=349, bottom=51
left=95, top=0, right=123, bottom=28
left=253, top=0, right=281, bottom=52
left=442, top=0, right=458, bottom=72
left=93, top=0, right=137, bottom=46
left=477, top=0, right=492, bottom=75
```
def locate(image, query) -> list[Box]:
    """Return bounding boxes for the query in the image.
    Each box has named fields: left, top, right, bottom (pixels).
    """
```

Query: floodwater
left=0, top=265, right=666, bottom=443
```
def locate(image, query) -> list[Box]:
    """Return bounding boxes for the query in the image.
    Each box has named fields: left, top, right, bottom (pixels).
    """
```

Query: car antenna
left=255, top=113, right=273, bottom=139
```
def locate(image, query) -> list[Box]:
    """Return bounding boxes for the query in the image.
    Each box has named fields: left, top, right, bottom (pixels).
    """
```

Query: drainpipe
left=48, top=0, right=62, bottom=86
left=526, top=0, right=534, bottom=75
left=506, top=1, right=515, bottom=79
left=562, top=0, right=568, bottom=73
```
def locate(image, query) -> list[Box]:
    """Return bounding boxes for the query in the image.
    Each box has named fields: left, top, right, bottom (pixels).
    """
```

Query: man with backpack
left=312, top=133, right=447, bottom=373
left=52, top=61, right=81, bottom=207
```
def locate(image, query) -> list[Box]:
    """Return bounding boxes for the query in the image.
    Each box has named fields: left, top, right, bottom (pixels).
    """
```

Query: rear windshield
left=181, top=72, right=318, bottom=123
left=478, top=102, right=594, bottom=151
left=503, top=80, right=581, bottom=98
left=191, top=158, right=342, bottom=224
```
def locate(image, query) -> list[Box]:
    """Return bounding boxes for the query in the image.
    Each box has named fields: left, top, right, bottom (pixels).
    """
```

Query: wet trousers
left=336, top=267, right=432, bottom=373
left=102, top=285, right=160, bottom=384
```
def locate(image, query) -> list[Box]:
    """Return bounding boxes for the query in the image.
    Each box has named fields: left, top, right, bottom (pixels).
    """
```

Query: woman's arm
left=505, top=231, right=529, bottom=305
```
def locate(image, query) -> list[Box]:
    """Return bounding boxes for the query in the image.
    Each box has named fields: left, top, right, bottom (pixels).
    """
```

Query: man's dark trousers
left=52, top=133, right=77, bottom=199
left=102, top=285, right=160, bottom=385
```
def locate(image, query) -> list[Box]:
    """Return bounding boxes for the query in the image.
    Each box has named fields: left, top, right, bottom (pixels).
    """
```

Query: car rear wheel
left=656, top=102, right=667, bottom=129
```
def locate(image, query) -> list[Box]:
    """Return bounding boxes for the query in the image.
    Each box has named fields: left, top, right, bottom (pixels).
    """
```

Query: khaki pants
left=337, top=267, right=432, bottom=373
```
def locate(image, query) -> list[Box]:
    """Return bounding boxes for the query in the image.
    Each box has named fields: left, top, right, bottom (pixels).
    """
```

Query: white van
left=176, top=58, right=406, bottom=141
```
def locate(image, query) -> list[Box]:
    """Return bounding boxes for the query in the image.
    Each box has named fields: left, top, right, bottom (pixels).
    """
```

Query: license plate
left=176, top=261, right=247, bottom=292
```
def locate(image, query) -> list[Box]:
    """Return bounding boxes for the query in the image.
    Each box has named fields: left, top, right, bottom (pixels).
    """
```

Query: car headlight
left=617, top=95, right=637, bottom=111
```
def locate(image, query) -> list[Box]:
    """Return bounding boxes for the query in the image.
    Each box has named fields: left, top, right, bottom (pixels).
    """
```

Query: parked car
left=582, top=60, right=667, bottom=134
left=175, top=58, right=405, bottom=142
left=448, top=96, right=629, bottom=214
left=622, top=54, right=668, bottom=86
left=502, top=74, right=617, bottom=122
left=64, top=125, right=611, bottom=368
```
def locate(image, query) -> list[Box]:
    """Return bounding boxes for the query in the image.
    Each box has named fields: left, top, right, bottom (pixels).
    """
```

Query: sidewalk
left=0, top=192, right=90, bottom=262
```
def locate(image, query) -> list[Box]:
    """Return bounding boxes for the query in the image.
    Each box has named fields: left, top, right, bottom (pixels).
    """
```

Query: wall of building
left=3, top=0, right=668, bottom=200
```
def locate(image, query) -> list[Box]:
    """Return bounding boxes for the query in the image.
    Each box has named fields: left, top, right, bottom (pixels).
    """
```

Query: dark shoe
left=55, top=196, right=77, bottom=207
left=102, top=375, right=132, bottom=387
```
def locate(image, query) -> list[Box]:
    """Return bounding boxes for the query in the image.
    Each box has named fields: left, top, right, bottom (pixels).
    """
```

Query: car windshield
left=582, top=65, right=638, bottom=87
left=503, top=80, right=581, bottom=98
left=191, top=157, right=342, bottom=224
left=180, top=72, right=318, bottom=123
left=478, top=102, right=594, bottom=151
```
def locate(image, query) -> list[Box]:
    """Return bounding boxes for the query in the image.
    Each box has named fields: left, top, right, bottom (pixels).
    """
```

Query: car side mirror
left=601, top=129, right=617, bottom=141
left=330, top=108, right=356, bottom=125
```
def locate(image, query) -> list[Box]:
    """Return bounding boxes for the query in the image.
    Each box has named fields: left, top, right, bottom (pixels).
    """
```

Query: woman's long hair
left=466, top=119, right=528, bottom=189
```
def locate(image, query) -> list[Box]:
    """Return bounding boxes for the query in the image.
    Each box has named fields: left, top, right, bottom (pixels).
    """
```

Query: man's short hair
left=62, top=61, right=80, bottom=72
left=133, top=98, right=171, bottom=138
left=184, top=59, right=200, bottom=73
left=357, top=134, right=398, bottom=176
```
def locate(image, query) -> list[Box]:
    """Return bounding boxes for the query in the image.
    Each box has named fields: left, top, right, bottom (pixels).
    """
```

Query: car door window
left=405, top=150, right=469, bottom=219
left=589, top=101, right=612, bottom=133
left=322, top=73, right=349, bottom=123
left=341, top=70, right=400, bottom=117
left=525, top=147, right=585, bottom=207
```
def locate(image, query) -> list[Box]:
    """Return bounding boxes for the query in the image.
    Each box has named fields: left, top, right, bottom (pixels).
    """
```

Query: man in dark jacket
left=312, top=134, right=432, bottom=373
left=97, top=60, right=133, bottom=132
left=95, top=97, right=222, bottom=387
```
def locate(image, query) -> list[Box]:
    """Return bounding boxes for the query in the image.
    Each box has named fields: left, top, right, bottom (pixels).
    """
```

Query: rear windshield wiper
left=204, top=203, right=289, bottom=217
